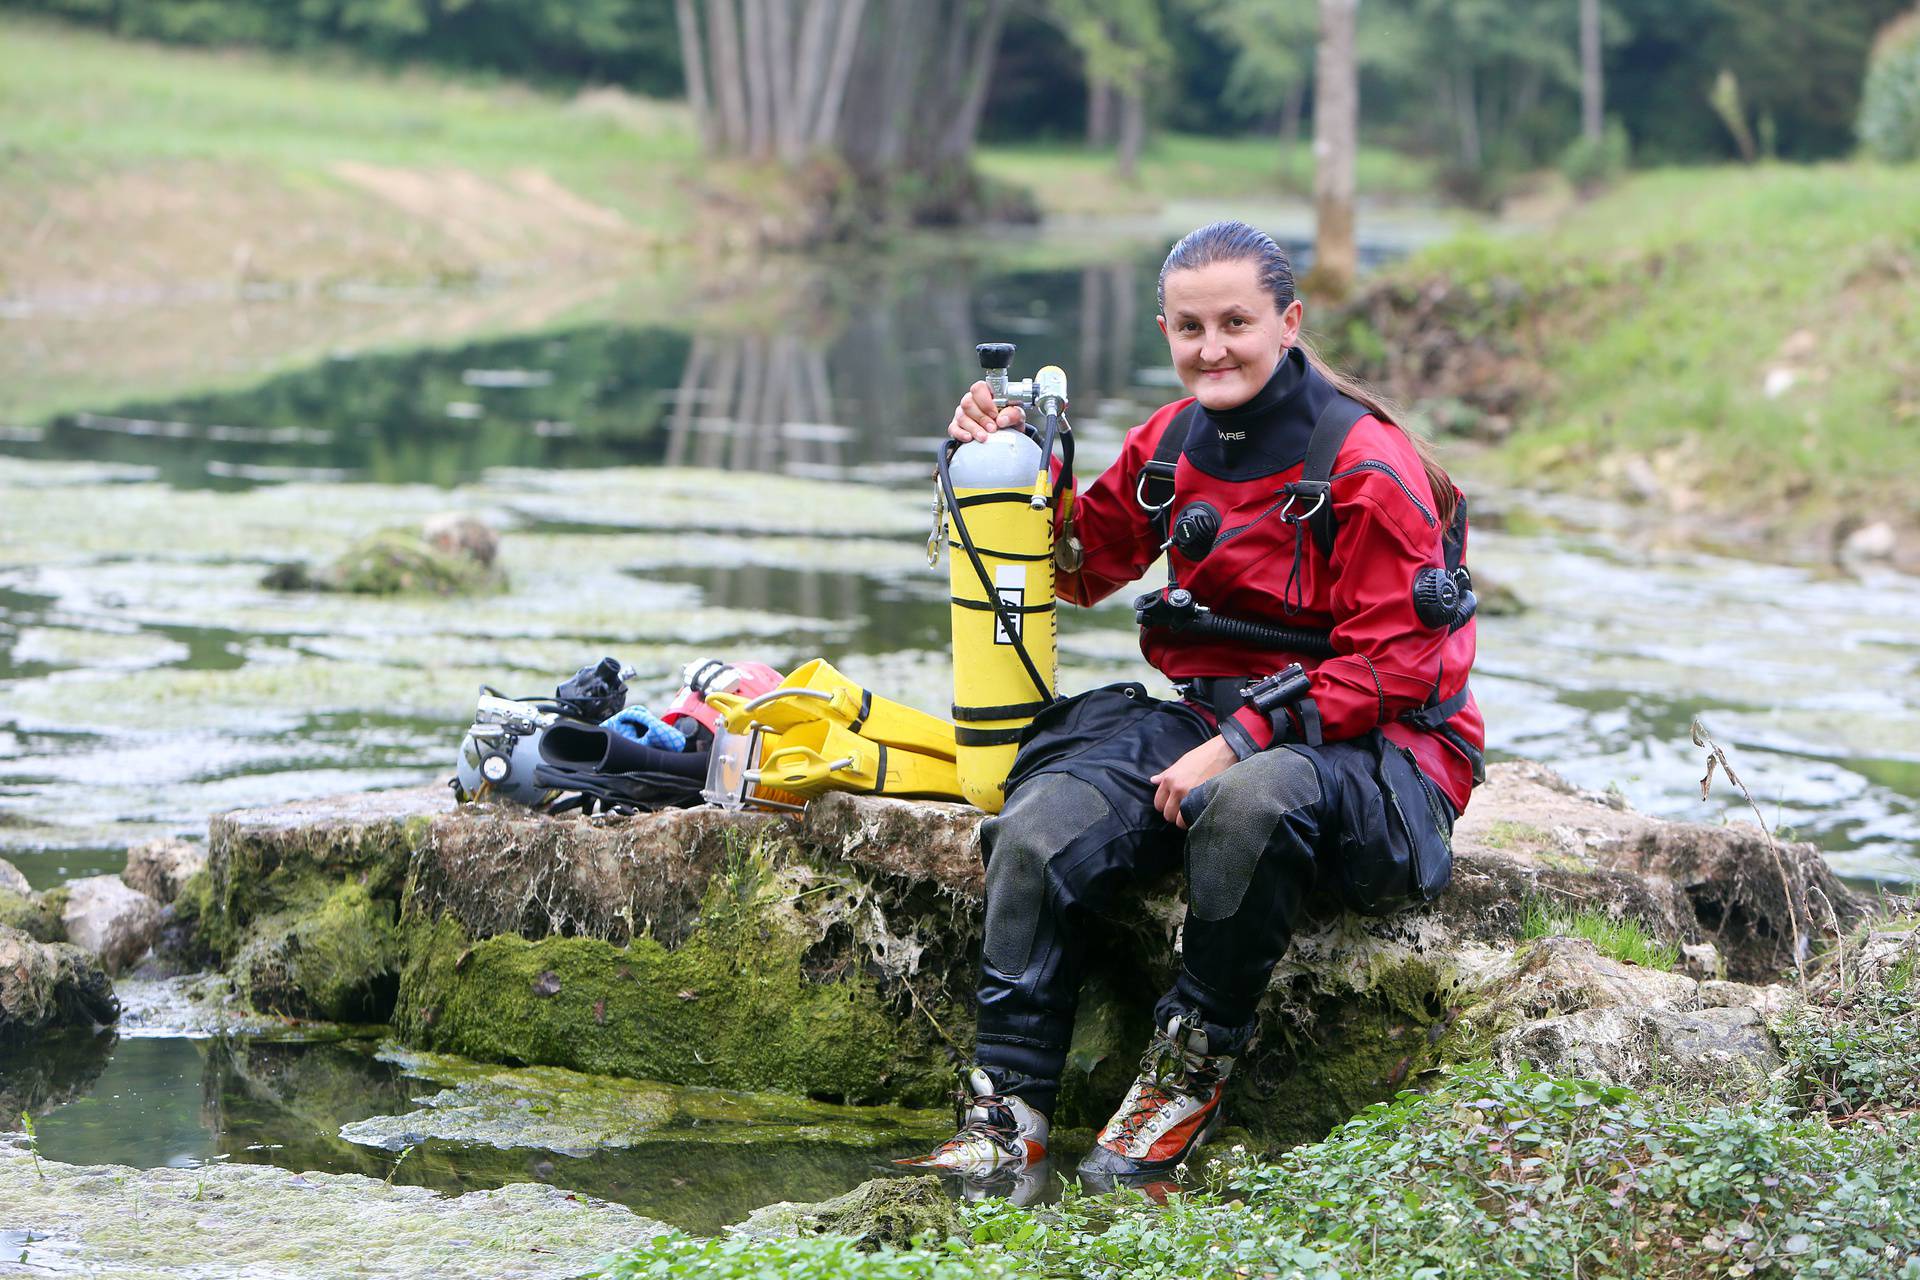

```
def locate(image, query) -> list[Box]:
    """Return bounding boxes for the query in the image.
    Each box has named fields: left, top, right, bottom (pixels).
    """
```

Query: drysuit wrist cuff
left=1271, top=696, right=1324, bottom=747
left=1219, top=712, right=1264, bottom=761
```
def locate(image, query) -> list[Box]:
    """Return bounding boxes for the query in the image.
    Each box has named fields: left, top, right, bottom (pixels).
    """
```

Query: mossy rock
left=730, top=1174, right=960, bottom=1249
left=236, top=881, right=401, bottom=1023
left=394, top=845, right=959, bottom=1107
left=201, top=787, right=438, bottom=961
left=263, top=528, right=504, bottom=597
left=0, top=887, right=64, bottom=943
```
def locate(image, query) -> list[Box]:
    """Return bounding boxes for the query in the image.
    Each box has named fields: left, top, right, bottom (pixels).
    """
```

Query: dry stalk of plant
left=1692, top=717, right=1808, bottom=991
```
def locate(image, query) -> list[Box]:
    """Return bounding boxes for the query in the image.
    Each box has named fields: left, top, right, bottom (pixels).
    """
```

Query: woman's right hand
left=949, top=381, right=1026, bottom=442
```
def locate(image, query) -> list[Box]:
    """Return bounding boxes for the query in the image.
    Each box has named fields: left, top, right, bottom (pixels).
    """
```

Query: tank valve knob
left=976, top=342, right=1016, bottom=371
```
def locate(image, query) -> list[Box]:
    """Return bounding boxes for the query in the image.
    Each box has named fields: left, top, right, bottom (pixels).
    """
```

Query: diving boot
left=895, top=1067, right=1049, bottom=1175
left=1077, top=1015, right=1229, bottom=1187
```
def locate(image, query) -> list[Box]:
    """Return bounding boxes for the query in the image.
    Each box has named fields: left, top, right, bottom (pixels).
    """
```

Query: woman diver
left=902, top=220, right=1484, bottom=1188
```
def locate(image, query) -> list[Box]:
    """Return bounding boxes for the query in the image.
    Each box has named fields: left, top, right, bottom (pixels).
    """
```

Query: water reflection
left=12, top=1032, right=950, bottom=1235
left=2, top=253, right=1181, bottom=490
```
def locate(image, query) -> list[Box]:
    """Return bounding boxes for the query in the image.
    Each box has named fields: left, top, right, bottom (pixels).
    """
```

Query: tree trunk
left=1088, top=78, right=1113, bottom=146
left=1117, top=88, right=1145, bottom=180
left=1453, top=63, right=1482, bottom=170
left=741, top=0, right=772, bottom=158
left=1312, top=0, right=1358, bottom=298
left=704, top=0, right=747, bottom=151
left=1580, top=0, right=1603, bottom=142
left=811, top=0, right=868, bottom=148
left=765, top=0, right=796, bottom=158
left=674, top=0, right=717, bottom=150
left=784, top=0, right=833, bottom=161
left=942, top=0, right=1009, bottom=164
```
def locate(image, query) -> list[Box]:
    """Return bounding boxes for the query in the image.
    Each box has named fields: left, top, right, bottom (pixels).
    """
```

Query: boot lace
left=1107, top=1027, right=1223, bottom=1147
left=944, top=1075, right=1023, bottom=1157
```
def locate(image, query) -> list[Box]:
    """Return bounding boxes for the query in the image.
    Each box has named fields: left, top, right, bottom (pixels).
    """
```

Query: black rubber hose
left=1146, top=611, right=1338, bottom=659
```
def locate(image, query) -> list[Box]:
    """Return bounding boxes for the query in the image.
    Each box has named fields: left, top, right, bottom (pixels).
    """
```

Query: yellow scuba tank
left=938, top=344, right=1072, bottom=813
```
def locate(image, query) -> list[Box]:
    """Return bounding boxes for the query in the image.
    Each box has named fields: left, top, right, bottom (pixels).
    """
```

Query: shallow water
left=4, top=1030, right=955, bottom=1235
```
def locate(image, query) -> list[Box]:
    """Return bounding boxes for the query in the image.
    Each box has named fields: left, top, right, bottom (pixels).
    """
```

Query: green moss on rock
left=237, top=882, right=400, bottom=1023
left=729, top=1174, right=960, bottom=1248
left=394, top=847, right=954, bottom=1106
left=0, top=887, right=64, bottom=943
left=202, top=791, right=431, bottom=962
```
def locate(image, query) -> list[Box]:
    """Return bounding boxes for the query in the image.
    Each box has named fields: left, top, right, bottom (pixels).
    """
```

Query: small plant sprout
left=20, top=1111, right=41, bottom=1180
left=384, top=1143, right=416, bottom=1187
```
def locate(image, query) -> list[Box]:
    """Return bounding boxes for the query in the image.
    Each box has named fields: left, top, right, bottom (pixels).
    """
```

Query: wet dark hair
left=1157, top=219, right=1457, bottom=527
left=1157, top=219, right=1296, bottom=314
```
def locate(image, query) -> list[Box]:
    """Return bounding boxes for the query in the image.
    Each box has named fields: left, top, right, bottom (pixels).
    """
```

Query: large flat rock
left=0, top=1132, right=664, bottom=1280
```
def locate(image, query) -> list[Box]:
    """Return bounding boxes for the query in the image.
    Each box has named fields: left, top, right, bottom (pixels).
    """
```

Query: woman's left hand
left=1150, top=736, right=1239, bottom=828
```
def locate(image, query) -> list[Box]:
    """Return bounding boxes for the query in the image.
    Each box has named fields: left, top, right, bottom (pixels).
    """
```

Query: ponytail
left=1296, top=337, right=1458, bottom=530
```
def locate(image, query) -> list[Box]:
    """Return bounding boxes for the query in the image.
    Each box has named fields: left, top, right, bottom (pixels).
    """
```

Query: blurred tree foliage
left=10, top=0, right=685, bottom=92
left=1858, top=8, right=1920, bottom=162
left=14, top=0, right=1911, bottom=167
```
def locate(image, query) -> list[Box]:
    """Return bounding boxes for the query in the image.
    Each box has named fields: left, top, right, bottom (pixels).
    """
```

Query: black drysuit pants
left=973, top=683, right=1455, bottom=1116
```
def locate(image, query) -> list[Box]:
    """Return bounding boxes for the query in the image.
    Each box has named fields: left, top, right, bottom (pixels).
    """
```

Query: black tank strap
left=1138, top=401, right=1206, bottom=547
left=1292, top=394, right=1368, bottom=561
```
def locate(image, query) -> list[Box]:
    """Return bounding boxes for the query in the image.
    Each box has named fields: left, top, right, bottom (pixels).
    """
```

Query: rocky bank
left=112, top=759, right=1858, bottom=1144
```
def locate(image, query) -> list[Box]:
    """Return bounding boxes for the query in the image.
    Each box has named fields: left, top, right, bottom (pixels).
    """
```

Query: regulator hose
left=1135, top=588, right=1338, bottom=659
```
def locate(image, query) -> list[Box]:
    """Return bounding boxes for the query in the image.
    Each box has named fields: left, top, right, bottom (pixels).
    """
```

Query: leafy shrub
left=1560, top=121, right=1632, bottom=194
left=1778, top=928, right=1920, bottom=1116
left=592, top=1063, right=1920, bottom=1280
left=1859, top=13, right=1920, bottom=162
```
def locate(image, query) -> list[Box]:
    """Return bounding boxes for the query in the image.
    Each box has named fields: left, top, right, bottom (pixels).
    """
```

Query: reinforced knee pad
left=979, top=772, right=1112, bottom=975
left=1184, top=748, right=1321, bottom=922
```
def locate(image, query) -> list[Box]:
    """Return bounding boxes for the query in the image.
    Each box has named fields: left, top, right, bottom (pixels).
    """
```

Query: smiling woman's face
left=1157, top=258, right=1303, bottom=410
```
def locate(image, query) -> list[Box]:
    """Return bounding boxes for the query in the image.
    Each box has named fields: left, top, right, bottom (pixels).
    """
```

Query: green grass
left=1404, top=163, right=1920, bottom=528
left=0, top=14, right=704, bottom=232
left=1521, top=899, right=1680, bottom=971
left=977, top=131, right=1439, bottom=218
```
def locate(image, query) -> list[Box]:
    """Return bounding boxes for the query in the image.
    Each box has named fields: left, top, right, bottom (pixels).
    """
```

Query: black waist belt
left=1176, top=676, right=1252, bottom=720
left=1182, top=674, right=1485, bottom=785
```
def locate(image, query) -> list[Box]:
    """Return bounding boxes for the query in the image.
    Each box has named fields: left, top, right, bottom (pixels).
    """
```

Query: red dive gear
left=1055, top=346, right=1483, bottom=813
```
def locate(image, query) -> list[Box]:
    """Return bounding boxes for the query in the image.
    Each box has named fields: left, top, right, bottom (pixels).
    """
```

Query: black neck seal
left=1184, top=346, right=1335, bottom=483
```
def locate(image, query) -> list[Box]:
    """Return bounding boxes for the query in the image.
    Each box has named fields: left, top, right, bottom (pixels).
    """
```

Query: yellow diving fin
left=751, top=719, right=962, bottom=801
left=729, top=658, right=958, bottom=761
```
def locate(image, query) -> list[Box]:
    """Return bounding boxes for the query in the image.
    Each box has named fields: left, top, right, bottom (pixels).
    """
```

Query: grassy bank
left=1344, top=163, right=1920, bottom=546
left=977, top=133, right=1437, bottom=219
left=0, top=12, right=712, bottom=296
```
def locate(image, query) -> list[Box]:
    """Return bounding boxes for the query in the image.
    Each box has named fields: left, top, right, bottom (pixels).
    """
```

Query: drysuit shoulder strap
left=1136, top=400, right=1206, bottom=532
left=1294, top=393, right=1369, bottom=561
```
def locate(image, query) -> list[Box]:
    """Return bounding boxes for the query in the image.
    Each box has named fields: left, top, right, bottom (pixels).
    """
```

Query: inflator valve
left=1168, top=501, right=1221, bottom=560
left=1412, top=566, right=1477, bottom=631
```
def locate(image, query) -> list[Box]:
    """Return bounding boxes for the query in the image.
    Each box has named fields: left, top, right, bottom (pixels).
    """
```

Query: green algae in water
left=341, top=1047, right=949, bottom=1156
left=20, top=1029, right=954, bottom=1237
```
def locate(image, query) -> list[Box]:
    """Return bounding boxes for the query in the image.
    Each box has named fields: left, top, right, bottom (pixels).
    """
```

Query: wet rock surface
left=0, top=856, right=33, bottom=898
left=730, top=1173, right=960, bottom=1249
left=0, top=925, right=118, bottom=1043
left=59, top=874, right=163, bottom=975
left=121, top=836, right=206, bottom=905
left=170, top=762, right=1864, bottom=1144
left=0, top=1132, right=663, bottom=1279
